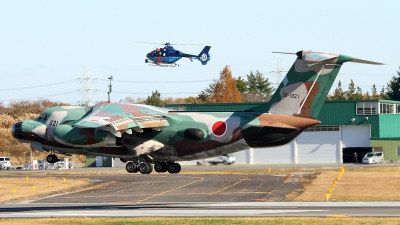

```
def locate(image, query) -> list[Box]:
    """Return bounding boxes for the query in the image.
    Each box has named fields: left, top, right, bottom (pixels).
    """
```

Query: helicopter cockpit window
left=35, top=114, right=48, bottom=121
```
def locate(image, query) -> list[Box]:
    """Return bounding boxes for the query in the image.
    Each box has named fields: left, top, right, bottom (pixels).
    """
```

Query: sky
left=1, top=0, right=400, bottom=106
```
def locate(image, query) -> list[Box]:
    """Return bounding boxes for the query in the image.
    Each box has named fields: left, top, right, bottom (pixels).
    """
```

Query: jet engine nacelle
left=53, top=124, right=117, bottom=148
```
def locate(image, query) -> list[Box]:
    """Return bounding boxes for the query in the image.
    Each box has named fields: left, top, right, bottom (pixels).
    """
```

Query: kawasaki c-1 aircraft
left=11, top=50, right=382, bottom=174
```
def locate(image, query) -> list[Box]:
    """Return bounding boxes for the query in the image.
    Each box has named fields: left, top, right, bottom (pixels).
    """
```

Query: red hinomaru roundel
left=211, top=121, right=227, bottom=136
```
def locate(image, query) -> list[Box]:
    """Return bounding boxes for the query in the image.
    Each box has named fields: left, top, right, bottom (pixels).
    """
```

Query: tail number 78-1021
left=282, top=93, right=300, bottom=99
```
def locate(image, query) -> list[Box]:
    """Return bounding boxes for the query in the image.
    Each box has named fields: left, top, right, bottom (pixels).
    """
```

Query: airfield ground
left=1, top=217, right=400, bottom=225
left=1, top=164, right=400, bottom=203
left=1, top=165, right=400, bottom=224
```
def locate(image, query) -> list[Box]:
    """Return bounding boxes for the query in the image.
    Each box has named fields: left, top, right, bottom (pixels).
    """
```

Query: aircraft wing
left=73, top=104, right=169, bottom=137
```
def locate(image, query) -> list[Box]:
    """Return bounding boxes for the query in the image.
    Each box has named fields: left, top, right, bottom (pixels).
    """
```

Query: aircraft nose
left=11, top=121, right=23, bottom=139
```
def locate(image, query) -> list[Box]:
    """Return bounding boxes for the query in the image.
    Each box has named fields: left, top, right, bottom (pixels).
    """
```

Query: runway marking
left=327, top=214, right=350, bottom=218
left=136, top=177, right=204, bottom=203
left=207, top=177, right=247, bottom=197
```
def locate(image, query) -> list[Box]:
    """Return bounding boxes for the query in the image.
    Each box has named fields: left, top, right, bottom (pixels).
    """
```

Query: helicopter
left=136, top=42, right=211, bottom=67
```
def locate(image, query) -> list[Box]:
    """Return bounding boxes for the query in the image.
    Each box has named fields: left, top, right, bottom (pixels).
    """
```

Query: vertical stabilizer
left=256, top=50, right=382, bottom=118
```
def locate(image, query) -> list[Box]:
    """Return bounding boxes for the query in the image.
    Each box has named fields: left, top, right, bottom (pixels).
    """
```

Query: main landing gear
left=125, top=160, right=181, bottom=174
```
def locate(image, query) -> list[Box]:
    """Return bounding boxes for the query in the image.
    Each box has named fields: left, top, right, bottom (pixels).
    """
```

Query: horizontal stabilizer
left=272, top=51, right=296, bottom=55
left=352, top=58, right=384, bottom=65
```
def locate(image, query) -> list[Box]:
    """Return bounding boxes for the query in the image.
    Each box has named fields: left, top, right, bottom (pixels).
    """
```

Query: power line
left=97, top=78, right=213, bottom=83
left=0, top=79, right=76, bottom=91
left=0, top=91, right=76, bottom=102
left=105, top=90, right=198, bottom=95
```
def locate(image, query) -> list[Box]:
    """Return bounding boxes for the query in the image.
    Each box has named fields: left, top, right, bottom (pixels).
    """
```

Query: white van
left=205, top=154, right=236, bottom=165
left=362, top=152, right=384, bottom=164
left=0, top=157, right=12, bottom=170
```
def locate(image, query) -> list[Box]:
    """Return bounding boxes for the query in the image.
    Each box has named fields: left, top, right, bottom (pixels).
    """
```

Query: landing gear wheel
left=154, top=162, right=167, bottom=173
left=46, top=155, right=58, bottom=164
left=167, top=163, right=181, bottom=174
left=126, top=162, right=137, bottom=173
left=139, top=162, right=153, bottom=174
left=175, top=163, right=181, bottom=173
left=146, top=163, right=153, bottom=174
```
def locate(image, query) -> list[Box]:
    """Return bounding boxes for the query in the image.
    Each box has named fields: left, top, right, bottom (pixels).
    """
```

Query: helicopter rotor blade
left=172, top=43, right=203, bottom=46
left=272, top=51, right=297, bottom=55
left=133, top=41, right=203, bottom=46
left=132, top=41, right=165, bottom=45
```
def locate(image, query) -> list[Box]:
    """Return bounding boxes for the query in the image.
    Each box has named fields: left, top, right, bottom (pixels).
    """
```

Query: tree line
left=135, top=66, right=400, bottom=107
left=327, top=69, right=400, bottom=101
left=124, top=65, right=276, bottom=107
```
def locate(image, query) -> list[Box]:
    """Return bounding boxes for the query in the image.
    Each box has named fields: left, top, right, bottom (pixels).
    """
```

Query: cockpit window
left=35, top=114, right=48, bottom=121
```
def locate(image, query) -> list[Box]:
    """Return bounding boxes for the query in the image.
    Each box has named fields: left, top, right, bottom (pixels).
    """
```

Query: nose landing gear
left=46, top=153, right=58, bottom=164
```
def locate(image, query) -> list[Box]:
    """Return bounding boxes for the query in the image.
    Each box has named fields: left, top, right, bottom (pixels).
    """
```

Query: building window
left=304, top=126, right=339, bottom=132
left=356, top=102, right=378, bottom=115
left=397, top=146, right=400, bottom=156
left=379, top=102, right=396, bottom=114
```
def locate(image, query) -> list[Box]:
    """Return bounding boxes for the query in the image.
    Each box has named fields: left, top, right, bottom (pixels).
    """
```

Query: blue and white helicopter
left=136, top=42, right=211, bottom=67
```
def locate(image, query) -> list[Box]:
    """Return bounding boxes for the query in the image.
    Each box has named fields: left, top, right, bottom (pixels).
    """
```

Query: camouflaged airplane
left=11, top=50, right=382, bottom=174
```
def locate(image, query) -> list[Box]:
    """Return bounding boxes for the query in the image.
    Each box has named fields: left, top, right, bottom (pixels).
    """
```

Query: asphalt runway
left=1, top=164, right=399, bottom=218
left=3, top=172, right=312, bottom=203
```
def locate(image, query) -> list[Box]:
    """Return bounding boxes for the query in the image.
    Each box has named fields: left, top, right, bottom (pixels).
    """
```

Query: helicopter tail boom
left=191, top=46, right=211, bottom=65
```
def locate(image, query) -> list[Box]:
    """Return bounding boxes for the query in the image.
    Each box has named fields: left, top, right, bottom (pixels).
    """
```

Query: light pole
left=107, top=75, right=113, bottom=103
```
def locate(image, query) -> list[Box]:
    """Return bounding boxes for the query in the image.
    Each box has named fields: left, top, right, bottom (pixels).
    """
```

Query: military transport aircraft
left=11, top=50, right=382, bottom=174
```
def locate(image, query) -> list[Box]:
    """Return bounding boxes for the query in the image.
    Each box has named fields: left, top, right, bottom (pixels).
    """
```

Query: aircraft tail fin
left=258, top=50, right=382, bottom=118
left=196, top=46, right=211, bottom=65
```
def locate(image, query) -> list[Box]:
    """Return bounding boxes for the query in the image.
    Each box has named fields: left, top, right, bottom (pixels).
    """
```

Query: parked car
left=38, top=160, right=48, bottom=170
left=206, top=154, right=236, bottom=165
left=362, top=152, right=384, bottom=164
left=0, top=156, right=12, bottom=170
left=24, top=163, right=31, bottom=170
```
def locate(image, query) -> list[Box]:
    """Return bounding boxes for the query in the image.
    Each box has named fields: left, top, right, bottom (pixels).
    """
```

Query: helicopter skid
left=146, top=60, right=179, bottom=67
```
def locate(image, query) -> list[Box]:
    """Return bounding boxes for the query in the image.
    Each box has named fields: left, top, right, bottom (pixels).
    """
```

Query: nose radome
left=11, top=120, right=47, bottom=140
left=11, top=121, right=23, bottom=139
